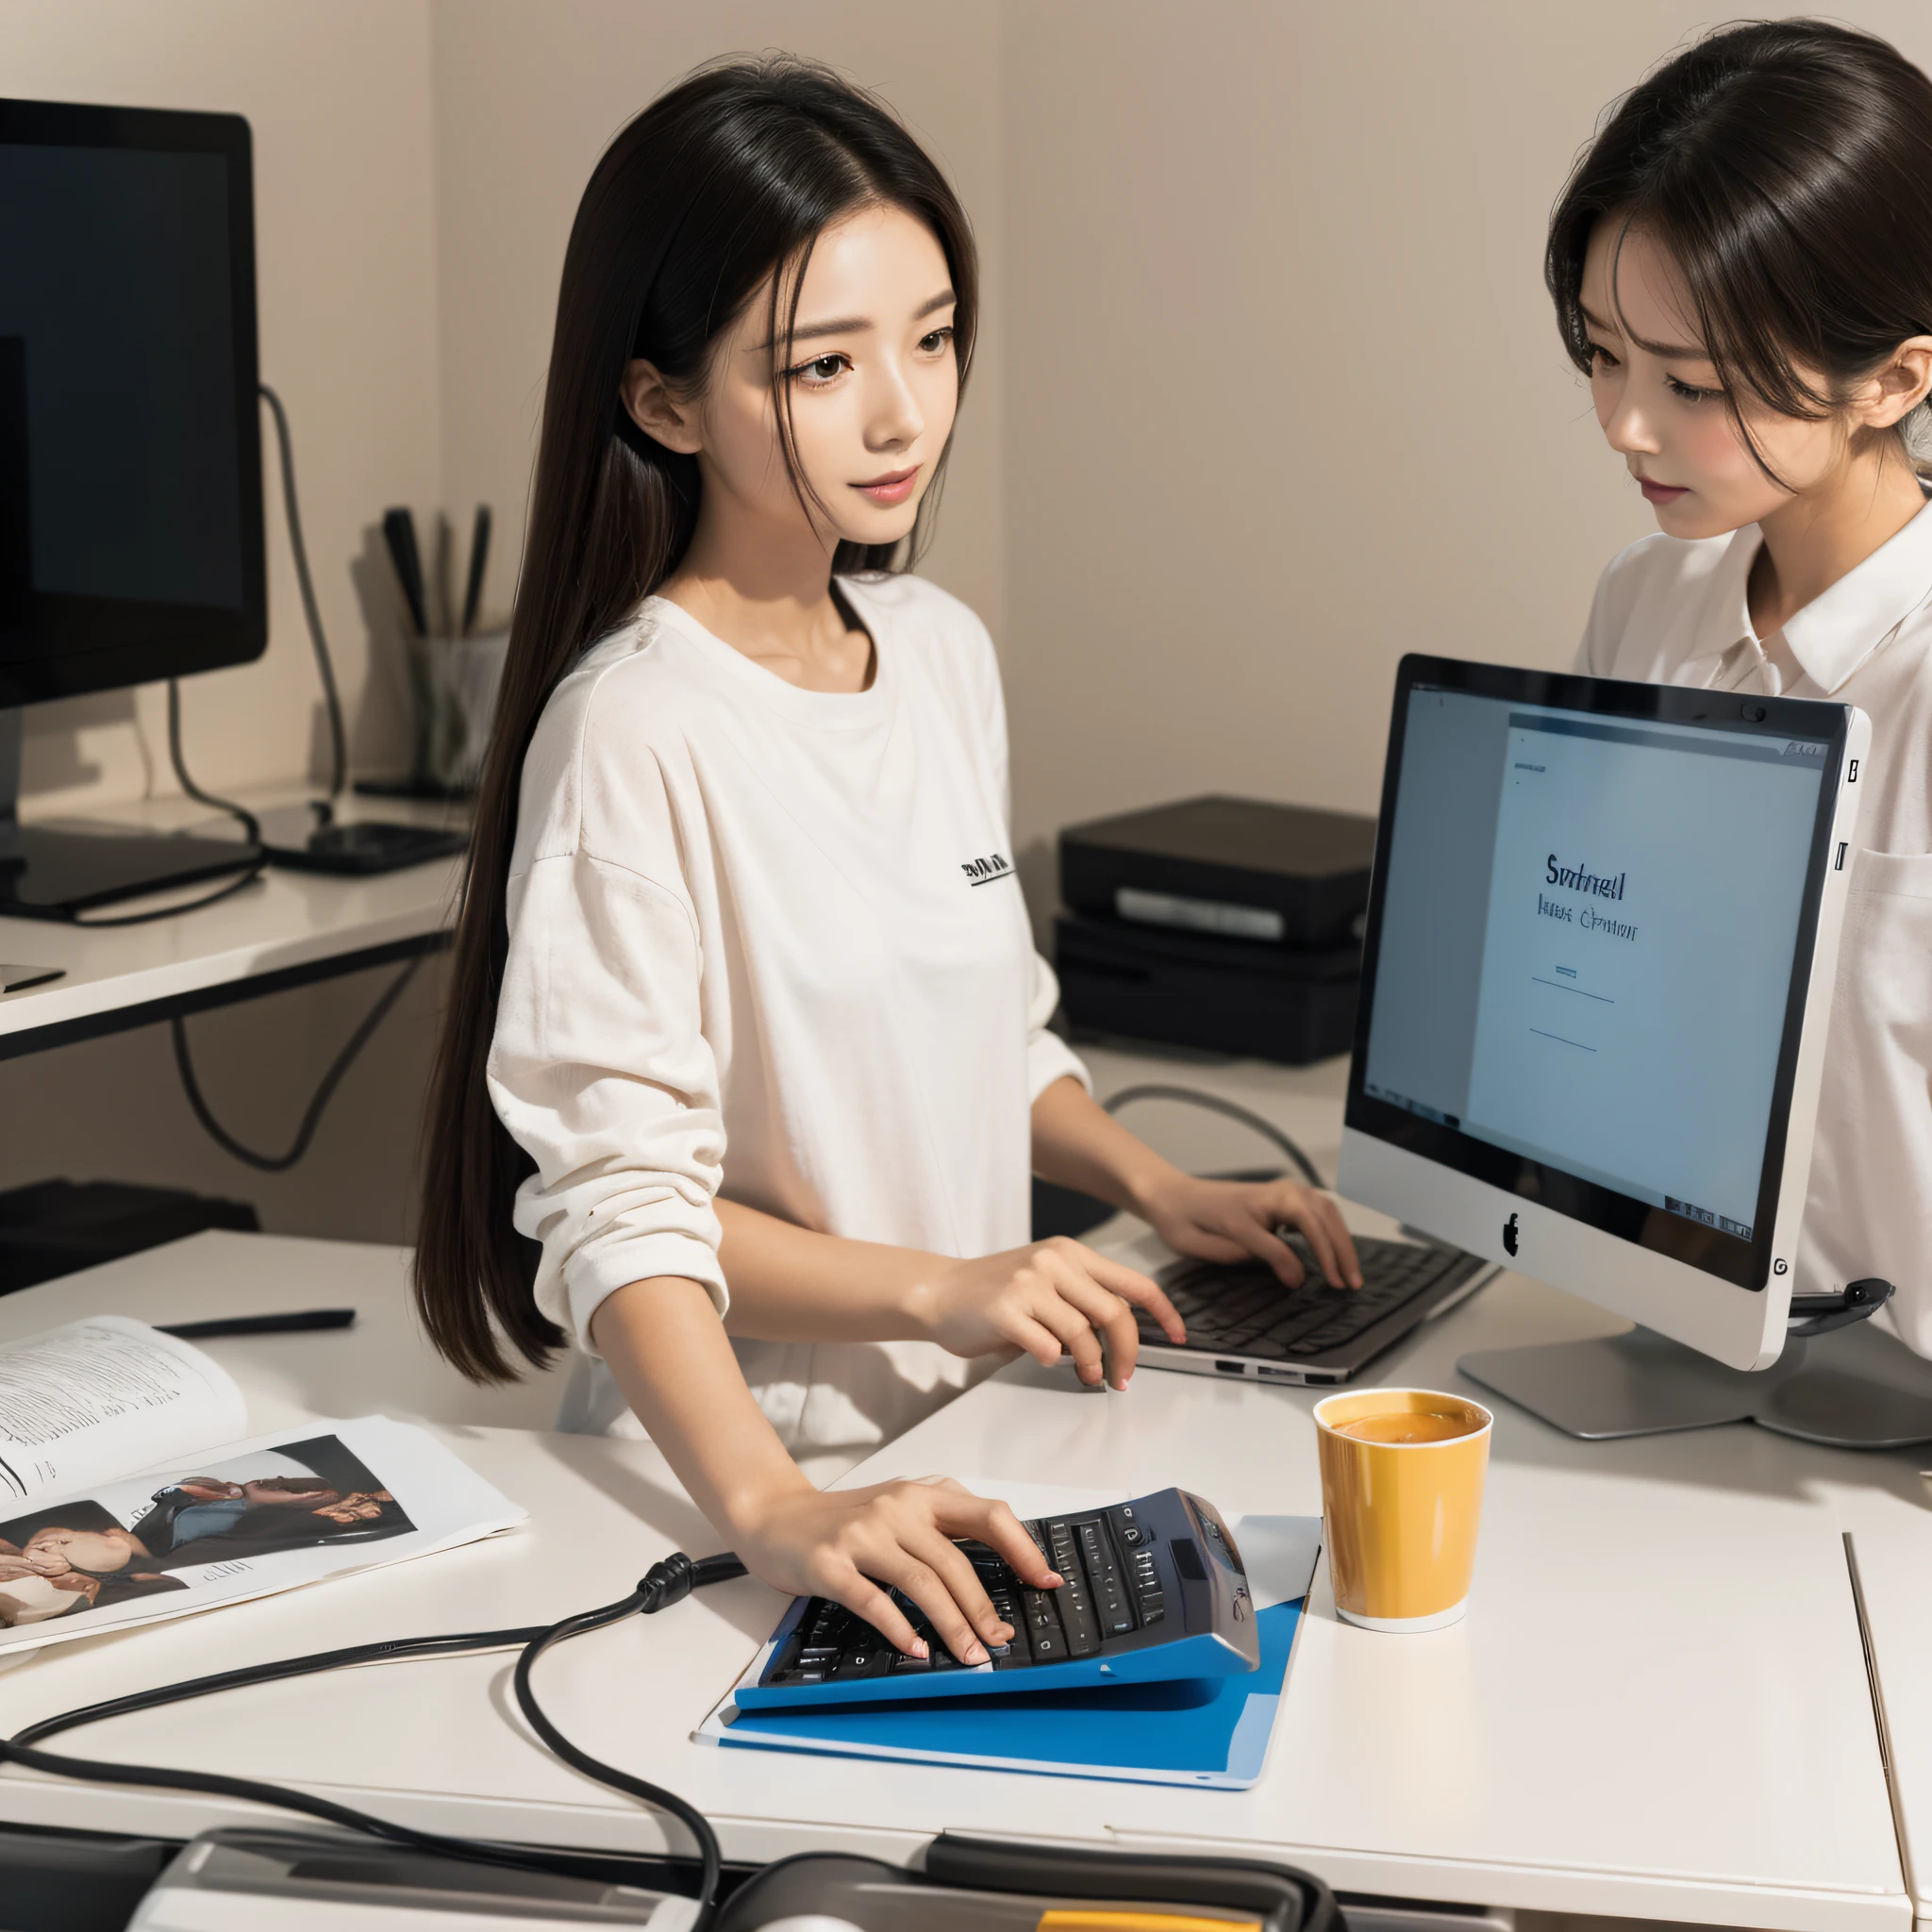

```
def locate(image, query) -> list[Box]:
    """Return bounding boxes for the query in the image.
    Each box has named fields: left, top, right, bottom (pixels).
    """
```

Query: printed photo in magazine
left=0, top=1433, right=416, bottom=1632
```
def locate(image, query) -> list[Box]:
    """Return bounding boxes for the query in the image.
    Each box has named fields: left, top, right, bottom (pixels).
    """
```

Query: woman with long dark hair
left=415, top=58, right=1359, bottom=1660
left=1549, top=20, right=1932, bottom=1354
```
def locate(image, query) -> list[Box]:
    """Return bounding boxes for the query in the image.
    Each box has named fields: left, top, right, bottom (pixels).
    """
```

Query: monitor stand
left=0, top=707, right=262, bottom=921
left=1460, top=1318, right=1932, bottom=1449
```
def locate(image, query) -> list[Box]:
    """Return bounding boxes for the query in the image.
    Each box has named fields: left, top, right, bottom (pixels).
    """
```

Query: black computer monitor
left=0, top=97, right=266, bottom=917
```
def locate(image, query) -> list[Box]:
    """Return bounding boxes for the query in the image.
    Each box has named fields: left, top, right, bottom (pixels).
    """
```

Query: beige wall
left=7, top=0, right=1932, bottom=1249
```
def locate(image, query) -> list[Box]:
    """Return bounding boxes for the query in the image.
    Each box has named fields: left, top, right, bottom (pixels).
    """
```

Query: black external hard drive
left=1058, top=794, right=1376, bottom=950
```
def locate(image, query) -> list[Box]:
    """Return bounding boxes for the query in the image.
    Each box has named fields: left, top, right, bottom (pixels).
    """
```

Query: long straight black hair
left=1547, top=19, right=1932, bottom=472
left=415, top=58, right=978, bottom=1381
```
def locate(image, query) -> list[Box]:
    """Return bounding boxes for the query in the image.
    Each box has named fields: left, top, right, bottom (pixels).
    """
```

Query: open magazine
left=0, top=1314, right=525, bottom=1657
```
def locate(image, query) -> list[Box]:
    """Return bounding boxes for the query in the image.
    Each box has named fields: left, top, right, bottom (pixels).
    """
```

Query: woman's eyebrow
left=1581, top=300, right=1709, bottom=361
left=758, top=288, right=956, bottom=352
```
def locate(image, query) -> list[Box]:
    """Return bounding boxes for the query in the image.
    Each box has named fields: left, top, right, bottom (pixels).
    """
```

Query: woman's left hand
left=1134, top=1172, right=1362, bottom=1290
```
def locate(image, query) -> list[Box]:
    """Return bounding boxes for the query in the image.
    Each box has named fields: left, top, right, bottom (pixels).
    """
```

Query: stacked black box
left=1055, top=794, right=1376, bottom=1065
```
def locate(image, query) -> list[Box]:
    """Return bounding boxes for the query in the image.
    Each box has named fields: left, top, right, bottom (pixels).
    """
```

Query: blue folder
left=702, top=1598, right=1302, bottom=1790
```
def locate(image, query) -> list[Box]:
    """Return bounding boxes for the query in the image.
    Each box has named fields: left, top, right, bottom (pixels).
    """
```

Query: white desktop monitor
left=1338, top=657, right=1868, bottom=1374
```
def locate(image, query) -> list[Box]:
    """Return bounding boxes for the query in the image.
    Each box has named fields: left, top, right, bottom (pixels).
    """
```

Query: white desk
left=0, top=1245, right=1910, bottom=1927
left=0, top=787, right=462, bottom=1062
left=0, top=1228, right=564, bottom=1434
left=2, top=1048, right=1929, bottom=1930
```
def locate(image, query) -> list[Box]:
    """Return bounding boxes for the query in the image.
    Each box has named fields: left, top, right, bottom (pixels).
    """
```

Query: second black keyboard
left=1142, top=1233, right=1487, bottom=1361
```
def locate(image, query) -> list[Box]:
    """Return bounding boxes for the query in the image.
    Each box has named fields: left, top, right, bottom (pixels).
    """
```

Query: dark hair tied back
left=415, top=58, right=978, bottom=1381
left=1547, top=19, right=1932, bottom=466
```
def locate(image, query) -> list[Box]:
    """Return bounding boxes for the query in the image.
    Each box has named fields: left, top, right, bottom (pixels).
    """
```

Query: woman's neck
left=661, top=513, right=874, bottom=694
left=1748, top=439, right=1925, bottom=639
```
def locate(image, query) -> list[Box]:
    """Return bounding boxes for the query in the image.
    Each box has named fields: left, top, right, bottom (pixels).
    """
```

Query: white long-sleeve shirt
left=488, top=573, right=1089, bottom=1471
left=1577, top=503, right=1932, bottom=1356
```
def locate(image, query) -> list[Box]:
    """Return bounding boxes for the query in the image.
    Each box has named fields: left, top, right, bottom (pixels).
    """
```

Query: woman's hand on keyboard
left=1135, top=1174, right=1363, bottom=1290
left=733, top=1475, right=1061, bottom=1663
left=910, top=1238, right=1186, bottom=1390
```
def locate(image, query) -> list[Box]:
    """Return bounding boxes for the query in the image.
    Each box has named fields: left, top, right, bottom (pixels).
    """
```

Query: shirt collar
left=1773, top=497, right=1932, bottom=693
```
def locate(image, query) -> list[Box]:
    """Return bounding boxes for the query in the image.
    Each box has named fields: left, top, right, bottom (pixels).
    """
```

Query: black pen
left=381, top=508, right=428, bottom=635
left=158, top=1308, right=357, bottom=1341
left=460, top=503, right=491, bottom=636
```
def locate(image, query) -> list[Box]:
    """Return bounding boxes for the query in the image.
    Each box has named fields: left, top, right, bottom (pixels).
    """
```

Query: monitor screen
left=1348, top=663, right=1848, bottom=1290
left=0, top=99, right=263, bottom=706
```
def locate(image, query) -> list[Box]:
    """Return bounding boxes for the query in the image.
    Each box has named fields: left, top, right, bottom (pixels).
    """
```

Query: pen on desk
left=158, top=1308, right=357, bottom=1341
left=381, top=508, right=428, bottom=636
left=0, top=964, right=63, bottom=993
left=460, top=503, right=491, bottom=636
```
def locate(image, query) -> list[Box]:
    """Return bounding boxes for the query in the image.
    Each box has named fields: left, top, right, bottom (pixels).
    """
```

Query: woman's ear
left=1857, top=337, right=1932, bottom=429
left=621, top=358, right=704, bottom=455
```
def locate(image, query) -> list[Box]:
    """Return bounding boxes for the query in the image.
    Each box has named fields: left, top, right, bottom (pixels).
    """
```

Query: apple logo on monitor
left=1503, top=1212, right=1520, bottom=1257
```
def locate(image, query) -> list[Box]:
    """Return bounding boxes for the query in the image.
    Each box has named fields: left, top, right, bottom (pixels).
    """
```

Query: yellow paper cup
left=1314, top=1387, right=1492, bottom=1631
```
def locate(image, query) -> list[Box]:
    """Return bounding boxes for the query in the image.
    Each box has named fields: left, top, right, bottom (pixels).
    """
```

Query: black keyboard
left=1143, top=1234, right=1487, bottom=1361
left=738, top=1488, right=1259, bottom=1709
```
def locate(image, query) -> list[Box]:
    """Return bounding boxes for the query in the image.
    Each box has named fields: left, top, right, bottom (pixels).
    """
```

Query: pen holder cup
left=409, top=627, right=510, bottom=796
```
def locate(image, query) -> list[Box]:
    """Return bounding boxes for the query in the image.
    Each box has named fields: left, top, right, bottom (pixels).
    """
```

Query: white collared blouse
left=1579, top=500, right=1932, bottom=1357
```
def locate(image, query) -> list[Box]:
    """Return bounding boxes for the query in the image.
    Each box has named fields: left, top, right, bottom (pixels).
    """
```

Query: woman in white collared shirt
left=1546, top=19, right=1932, bottom=1352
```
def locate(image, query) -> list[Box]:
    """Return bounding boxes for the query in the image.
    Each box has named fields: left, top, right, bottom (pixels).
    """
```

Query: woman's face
left=630, top=201, right=959, bottom=555
left=1579, top=221, right=1843, bottom=541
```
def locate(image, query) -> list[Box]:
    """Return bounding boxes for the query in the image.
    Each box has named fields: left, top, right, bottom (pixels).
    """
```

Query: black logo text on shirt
left=961, top=853, right=1014, bottom=888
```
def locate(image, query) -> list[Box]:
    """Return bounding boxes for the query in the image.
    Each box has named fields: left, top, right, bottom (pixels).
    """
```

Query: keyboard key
left=1058, top=1591, right=1103, bottom=1656
left=1022, top=1585, right=1064, bottom=1634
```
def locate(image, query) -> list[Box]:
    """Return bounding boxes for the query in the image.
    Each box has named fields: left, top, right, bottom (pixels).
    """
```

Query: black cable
left=69, top=859, right=269, bottom=928
left=164, top=678, right=261, bottom=846
left=0, top=1550, right=750, bottom=1922
left=514, top=1552, right=746, bottom=1918
left=172, top=953, right=424, bottom=1172
left=1102, top=1082, right=1327, bottom=1190
left=65, top=384, right=335, bottom=927
left=258, top=380, right=347, bottom=799
left=72, top=676, right=271, bottom=925
left=163, top=381, right=403, bottom=1166
left=11, top=1625, right=546, bottom=1746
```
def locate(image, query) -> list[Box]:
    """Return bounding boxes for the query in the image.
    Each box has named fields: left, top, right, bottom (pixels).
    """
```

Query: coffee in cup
left=1314, top=1387, right=1491, bottom=1631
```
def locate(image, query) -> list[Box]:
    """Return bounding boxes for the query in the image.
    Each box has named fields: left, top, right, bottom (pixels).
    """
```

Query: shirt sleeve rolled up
left=1025, top=945, right=1091, bottom=1103
left=488, top=849, right=727, bottom=1357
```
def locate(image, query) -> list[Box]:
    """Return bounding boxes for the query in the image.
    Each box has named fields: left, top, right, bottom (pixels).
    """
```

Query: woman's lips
left=1639, top=477, right=1689, bottom=505
left=853, top=467, right=919, bottom=507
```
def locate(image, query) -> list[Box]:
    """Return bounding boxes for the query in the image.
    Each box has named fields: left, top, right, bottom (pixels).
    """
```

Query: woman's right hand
left=731, top=1474, right=1062, bottom=1664
left=909, top=1237, right=1185, bottom=1389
